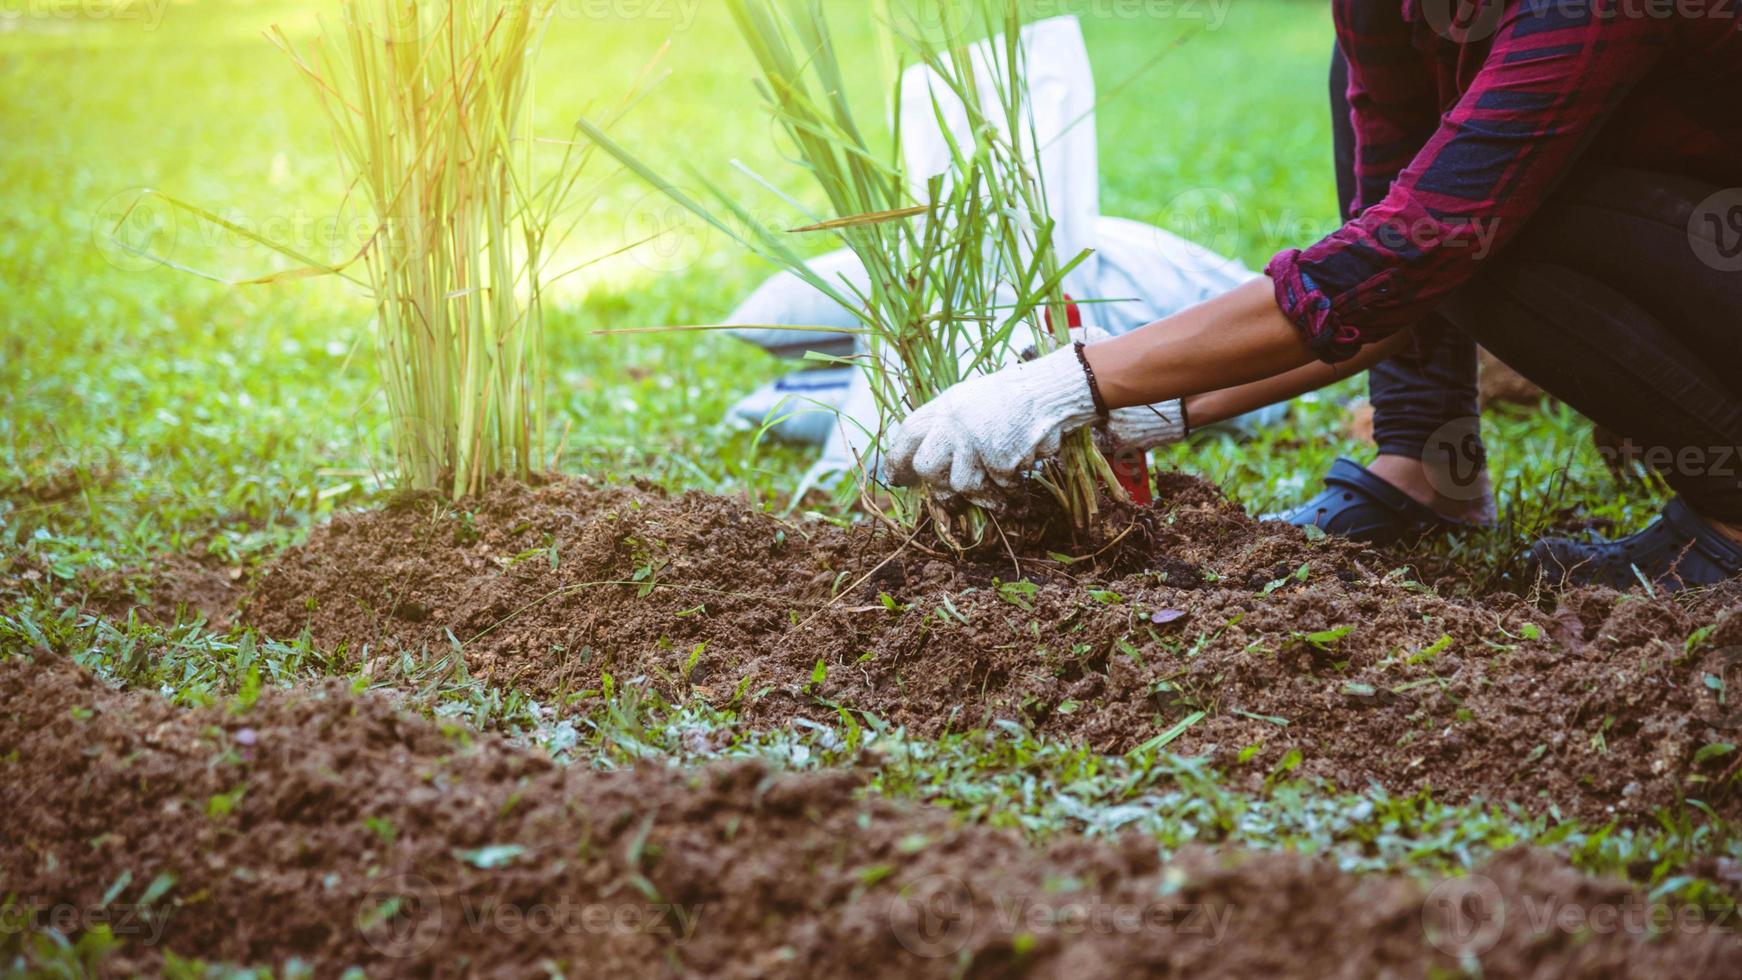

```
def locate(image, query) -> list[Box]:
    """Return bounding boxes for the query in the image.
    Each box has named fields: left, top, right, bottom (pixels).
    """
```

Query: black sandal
left=1531, top=498, right=1742, bottom=591
left=1279, top=458, right=1474, bottom=546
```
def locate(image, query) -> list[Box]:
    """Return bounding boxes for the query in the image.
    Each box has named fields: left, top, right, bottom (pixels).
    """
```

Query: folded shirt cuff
left=1265, top=249, right=1365, bottom=364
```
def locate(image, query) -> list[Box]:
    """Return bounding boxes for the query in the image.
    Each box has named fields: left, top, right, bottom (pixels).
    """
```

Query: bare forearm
left=1181, top=330, right=1413, bottom=428
left=1083, top=278, right=1319, bottom=408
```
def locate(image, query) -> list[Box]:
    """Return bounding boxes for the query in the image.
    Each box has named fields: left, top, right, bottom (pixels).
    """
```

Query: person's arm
left=1083, top=277, right=1411, bottom=424
left=1084, top=277, right=1318, bottom=407
left=883, top=280, right=1406, bottom=502
left=1181, top=329, right=1413, bottom=429
left=886, top=6, right=1670, bottom=503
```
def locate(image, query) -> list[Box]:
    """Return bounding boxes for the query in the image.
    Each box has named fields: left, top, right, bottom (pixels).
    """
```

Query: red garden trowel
left=1048, top=296, right=1153, bottom=506
left=1108, top=449, right=1154, bottom=506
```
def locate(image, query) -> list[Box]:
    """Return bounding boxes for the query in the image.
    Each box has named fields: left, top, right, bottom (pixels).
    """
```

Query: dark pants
left=1327, top=48, right=1742, bottom=521
left=1329, top=48, right=1485, bottom=477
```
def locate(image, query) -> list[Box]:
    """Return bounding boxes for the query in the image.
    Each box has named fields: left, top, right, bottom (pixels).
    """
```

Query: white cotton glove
left=884, top=345, right=1100, bottom=508
left=1069, top=326, right=1187, bottom=455
left=1101, top=398, right=1188, bottom=454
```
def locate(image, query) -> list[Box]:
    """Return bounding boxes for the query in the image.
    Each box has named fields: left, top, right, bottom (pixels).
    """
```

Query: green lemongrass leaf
left=223, top=1, right=607, bottom=496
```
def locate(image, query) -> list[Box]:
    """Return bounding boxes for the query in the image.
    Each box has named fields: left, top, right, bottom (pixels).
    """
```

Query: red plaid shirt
left=1268, top=0, right=1742, bottom=361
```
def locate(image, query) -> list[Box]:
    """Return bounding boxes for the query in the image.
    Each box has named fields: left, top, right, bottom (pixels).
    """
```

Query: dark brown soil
left=1479, top=349, right=1547, bottom=408
left=235, top=475, right=1742, bottom=824
left=82, top=553, right=245, bottom=630
left=3, top=656, right=1737, bottom=978
left=1346, top=400, right=1376, bottom=444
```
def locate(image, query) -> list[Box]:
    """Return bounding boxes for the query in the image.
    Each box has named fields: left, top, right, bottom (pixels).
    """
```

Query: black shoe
left=1280, top=458, right=1475, bottom=546
left=1531, top=498, right=1742, bottom=592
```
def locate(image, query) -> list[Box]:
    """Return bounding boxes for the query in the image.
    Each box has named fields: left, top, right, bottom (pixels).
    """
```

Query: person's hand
left=884, top=345, right=1099, bottom=508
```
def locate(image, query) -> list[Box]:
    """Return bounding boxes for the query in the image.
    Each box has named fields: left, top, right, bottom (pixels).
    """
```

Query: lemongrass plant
left=579, top=0, right=1123, bottom=548
left=118, top=0, right=623, bottom=498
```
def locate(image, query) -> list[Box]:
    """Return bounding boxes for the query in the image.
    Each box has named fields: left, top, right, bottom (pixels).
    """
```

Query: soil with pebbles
left=4, top=655, right=1740, bottom=978
left=236, top=474, right=1742, bottom=824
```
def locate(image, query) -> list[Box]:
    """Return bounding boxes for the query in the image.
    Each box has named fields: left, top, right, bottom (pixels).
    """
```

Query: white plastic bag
left=900, top=16, right=1103, bottom=302
left=722, top=366, right=856, bottom=446
left=723, top=248, right=864, bottom=359
left=1084, top=217, right=1255, bottom=332
left=729, top=17, right=1099, bottom=362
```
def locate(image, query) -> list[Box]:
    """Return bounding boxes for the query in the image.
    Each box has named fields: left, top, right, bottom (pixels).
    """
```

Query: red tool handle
left=1111, top=452, right=1153, bottom=506
left=1042, top=294, right=1085, bottom=333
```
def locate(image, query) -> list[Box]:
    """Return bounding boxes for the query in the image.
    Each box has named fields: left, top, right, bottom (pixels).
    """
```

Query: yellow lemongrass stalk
left=282, top=0, right=559, bottom=498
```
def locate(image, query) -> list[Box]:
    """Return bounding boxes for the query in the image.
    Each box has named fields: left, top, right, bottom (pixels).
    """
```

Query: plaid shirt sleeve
left=1268, top=0, right=1672, bottom=362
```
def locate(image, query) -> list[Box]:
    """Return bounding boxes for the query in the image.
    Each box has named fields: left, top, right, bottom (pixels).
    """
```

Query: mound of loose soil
left=3, top=656, right=1736, bottom=978
left=238, top=476, right=1742, bottom=822
left=238, top=476, right=1742, bottom=824
left=83, top=553, right=245, bottom=630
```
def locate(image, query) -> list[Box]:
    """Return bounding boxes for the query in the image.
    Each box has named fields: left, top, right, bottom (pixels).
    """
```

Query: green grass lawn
left=1, top=2, right=1727, bottom=972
